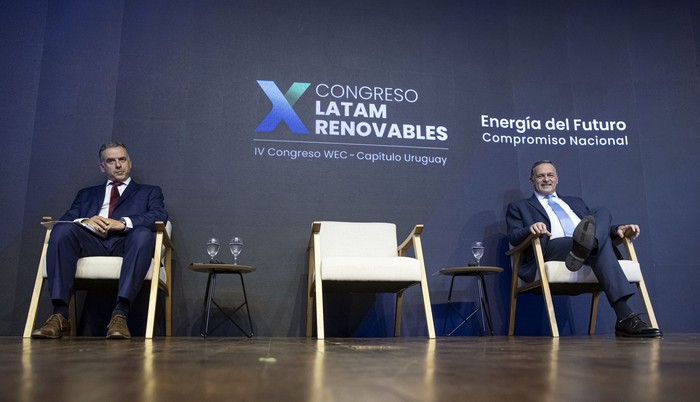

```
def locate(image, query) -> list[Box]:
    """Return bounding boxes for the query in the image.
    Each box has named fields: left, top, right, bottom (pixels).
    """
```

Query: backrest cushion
left=319, top=221, right=398, bottom=259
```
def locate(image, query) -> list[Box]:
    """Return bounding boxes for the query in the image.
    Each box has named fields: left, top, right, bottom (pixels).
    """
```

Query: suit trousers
left=45, top=223, right=156, bottom=305
left=543, top=207, right=636, bottom=306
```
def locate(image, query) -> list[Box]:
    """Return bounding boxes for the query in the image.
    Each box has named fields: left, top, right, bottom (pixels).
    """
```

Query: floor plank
left=2, top=335, right=699, bottom=401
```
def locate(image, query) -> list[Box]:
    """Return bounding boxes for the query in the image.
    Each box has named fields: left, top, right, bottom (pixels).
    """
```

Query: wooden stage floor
left=2, top=334, right=699, bottom=402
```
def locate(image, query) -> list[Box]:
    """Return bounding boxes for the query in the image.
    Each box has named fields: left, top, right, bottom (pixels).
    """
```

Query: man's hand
left=529, top=222, right=551, bottom=237
left=83, top=216, right=126, bottom=235
left=616, top=224, right=640, bottom=239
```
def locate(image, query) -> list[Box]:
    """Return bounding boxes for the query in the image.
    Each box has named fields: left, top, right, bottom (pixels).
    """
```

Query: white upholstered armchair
left=306, top=221, right=436, bottom=339
left=24, top=217, right=173, bottom=339
left=506, top=229, right=657, bottom=337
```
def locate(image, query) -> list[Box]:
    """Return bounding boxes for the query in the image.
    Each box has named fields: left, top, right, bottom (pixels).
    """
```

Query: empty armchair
left=306, top=221, right=435, bottom=339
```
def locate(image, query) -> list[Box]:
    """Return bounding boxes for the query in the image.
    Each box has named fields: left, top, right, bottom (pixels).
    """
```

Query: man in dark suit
left=32, top=141, right=168, bottom=339
left=506, top=160, right=661, bottom=337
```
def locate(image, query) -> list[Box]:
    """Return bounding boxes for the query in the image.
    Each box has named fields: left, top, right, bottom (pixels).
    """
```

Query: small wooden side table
left=439, top=266, right=503, bottom=336
left=189, top=263, right=255, bottom=338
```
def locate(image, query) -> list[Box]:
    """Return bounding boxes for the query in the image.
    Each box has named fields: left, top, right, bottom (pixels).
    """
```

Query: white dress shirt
left=534, top=192, right=581, bottom=239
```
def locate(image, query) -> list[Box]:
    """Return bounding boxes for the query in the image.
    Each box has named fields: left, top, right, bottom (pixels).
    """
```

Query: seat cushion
left=533, top=260, right=642, bottom=284
left=41, top=221, right=172, bottom=283
left=42, top=256, right=166, bottom=282
left=321, top=256, right=422, bottom=282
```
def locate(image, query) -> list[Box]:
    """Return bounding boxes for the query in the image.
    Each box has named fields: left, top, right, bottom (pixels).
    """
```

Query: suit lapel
left=93, top=185, right=107, bottom=217
left=528, top=194, right=550, bottom=223
left=115, top=181, right=138, bottom=210
left=560, top=196, right=586, bottom=219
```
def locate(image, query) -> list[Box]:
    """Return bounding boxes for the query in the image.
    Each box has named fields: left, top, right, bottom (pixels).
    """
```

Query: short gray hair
left=98, top=141, right=128, bottom=161
left=530, top=160, right=555, bottom=178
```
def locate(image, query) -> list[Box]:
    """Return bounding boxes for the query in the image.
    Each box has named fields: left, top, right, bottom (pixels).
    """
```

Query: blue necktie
left=546, top=195, right=575, bottom=236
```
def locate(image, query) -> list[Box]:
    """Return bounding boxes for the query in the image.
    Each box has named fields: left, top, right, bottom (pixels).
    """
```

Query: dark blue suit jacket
left=506, top=194, right=616, bottom=282
left=60, top=181, right=167, bottom=231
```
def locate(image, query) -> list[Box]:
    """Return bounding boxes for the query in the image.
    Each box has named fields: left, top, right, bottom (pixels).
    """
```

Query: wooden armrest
left=505, top=233, right=541, bottom=256
left=308, top=221, right=321, bottom=250
left=155, top=221, right=173, bottom=249
left=398, top=224, right=424, bottom=252
left=613, top=227, right=637, bottom=247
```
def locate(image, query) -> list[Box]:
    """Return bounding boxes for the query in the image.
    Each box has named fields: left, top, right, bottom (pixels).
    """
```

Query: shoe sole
left=106, top=335, right=131, bottom=339
left=31, top=333, right=64, bottom=339
left=615, top=330, right=663, bottom=338
left=106, top=331, right=131, bottom=339
left=566, top=216, right=596, bottom=271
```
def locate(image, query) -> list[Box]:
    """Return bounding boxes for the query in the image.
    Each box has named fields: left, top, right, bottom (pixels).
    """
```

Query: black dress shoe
left=615, top=314, right=662, bottom=338
left=565, top=215, right=596, bottom=272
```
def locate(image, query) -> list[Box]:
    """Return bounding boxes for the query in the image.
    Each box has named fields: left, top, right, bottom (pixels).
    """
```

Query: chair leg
left=145, top=275, right=161, bottom=339
left=23, top=271, right=46, bottom=338
left=588, top=291, right=601, bottom=335
left=306, top=265, right=315, bottom=337
left=164, top=284, right=172, bottom=337
left=314, top=277, right=325, bottom=339
left=508, top=295, right=517, bottom=336
left=164, top=249, right=172, bottom=337
left=24, top=233, right=52, bottom=338
left=306, top=290, right=314, bottom=337
left=636, top=278, right=658, bottom=328
left=411, top=233, right=435, bottom=339
left=394, top=291, right=404, bottom=337
left=541, top=280, right=559, bottom=337
left=69, top=294, right=78, bottom=336
left=419, top=277, right=436, bottom=339
left=508, top=268, right=520, bottom=336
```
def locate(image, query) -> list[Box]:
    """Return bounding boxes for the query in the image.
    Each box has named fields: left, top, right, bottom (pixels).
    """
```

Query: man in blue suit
left=506, top=160, right=660, bottom=337
left=32, top=141, right=168, bottom=339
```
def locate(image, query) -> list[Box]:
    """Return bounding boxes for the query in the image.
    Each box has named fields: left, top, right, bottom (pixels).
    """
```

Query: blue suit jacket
left=60, top=181, right=168, bottom=231
left=506, top=194, right=616, bottom=282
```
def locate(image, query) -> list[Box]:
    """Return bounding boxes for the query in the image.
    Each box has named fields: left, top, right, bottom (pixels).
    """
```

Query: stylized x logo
left=256, top=80, right=311, bottom=134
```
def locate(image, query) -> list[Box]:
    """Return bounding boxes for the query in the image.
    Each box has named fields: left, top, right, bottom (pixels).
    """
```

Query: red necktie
left=108, top=182, right=123, bottom=218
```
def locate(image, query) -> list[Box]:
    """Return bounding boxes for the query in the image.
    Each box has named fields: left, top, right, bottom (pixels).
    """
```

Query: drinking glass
left=206, top=238, right=220, bottom=263
left=229, top=237, right=243, bottom=265
left=471, top=241, right=485, bottom=267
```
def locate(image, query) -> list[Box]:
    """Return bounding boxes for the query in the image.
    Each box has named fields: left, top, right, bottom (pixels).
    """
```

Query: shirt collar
left=534, top=191, right=558, bottom=200
left=106, top=177, right=132, bottom=187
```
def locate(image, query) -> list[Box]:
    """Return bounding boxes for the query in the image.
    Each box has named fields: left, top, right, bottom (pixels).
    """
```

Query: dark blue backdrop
left=2, top=0, right=699, bottom=336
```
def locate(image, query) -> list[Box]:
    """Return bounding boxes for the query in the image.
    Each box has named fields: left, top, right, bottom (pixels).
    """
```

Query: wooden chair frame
left=23, top=217, right=173, bottom=339
left=506, top=230, right=657, bottom=337
left=306, top=222, right=436, bottom=339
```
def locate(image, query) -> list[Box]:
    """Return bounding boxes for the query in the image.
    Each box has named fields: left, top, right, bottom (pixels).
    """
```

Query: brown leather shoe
left=31, top=314, right=70, bottom=339
left=106, top=314, right=131, bottom=339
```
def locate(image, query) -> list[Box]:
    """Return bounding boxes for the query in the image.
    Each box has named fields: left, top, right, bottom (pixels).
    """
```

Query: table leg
left=442, top=275, right=456, bottom=335
left=199, top=273, right=212, bottom=337
left=200, top=272, right=254, bottom=338
left=479, top=273, right=496, bottom=336
left=444, top=275, right=481, bottom=336
left=201, top=273, right=217, bottom=337
left=237, top=272, right=254, bottom=337
left=477, top=274, right=487, bottom=334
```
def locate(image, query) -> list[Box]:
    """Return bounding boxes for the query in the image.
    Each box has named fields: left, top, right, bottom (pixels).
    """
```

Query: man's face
left=99, top=146, right=132, bottom=182
left=530, top=163, right=558, bottom=195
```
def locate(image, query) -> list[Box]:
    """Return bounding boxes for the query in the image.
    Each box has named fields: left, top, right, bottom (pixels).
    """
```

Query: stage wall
left=2, top=0, right=699, bottom=336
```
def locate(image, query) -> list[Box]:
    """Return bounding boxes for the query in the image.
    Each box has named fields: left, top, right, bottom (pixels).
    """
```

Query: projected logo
left=256, top=80, right=311, bottom=134
left=252, top=78, right=451, bottom=167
